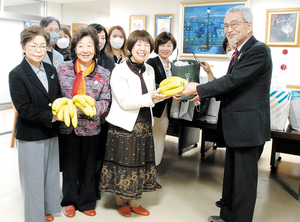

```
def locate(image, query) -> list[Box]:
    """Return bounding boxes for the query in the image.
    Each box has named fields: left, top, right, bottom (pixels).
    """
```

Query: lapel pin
left=238, top=53, right=242, bottom=60
left=51, top=74, right=55, bottom=79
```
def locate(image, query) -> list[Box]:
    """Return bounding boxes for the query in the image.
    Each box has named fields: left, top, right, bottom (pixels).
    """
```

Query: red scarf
left=72, top=59, right=95, bottom=96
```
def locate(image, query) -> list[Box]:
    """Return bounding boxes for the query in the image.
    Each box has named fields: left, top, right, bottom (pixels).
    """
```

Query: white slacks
left=152, top=104, right=169, bottom=166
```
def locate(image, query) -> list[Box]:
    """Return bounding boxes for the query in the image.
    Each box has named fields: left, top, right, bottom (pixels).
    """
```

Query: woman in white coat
left=100, top=30, right=168, bottom=217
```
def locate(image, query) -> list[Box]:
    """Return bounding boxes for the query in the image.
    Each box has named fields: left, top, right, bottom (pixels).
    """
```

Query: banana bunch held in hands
left=157, top=76, right=189, bottom=96
left=52, top=95, right=96, bottom=128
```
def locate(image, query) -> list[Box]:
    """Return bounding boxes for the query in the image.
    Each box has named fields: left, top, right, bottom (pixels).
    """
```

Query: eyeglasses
left=224, top=20, right=247, bottom=30
left=45, top=27, right=60, bottom=33
left=26, top=44, right=47, bottom=51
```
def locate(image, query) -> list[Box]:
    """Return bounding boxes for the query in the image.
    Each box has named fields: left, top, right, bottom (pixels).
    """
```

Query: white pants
left=152, top=105, right=169, bottom=166
left=17, top=137, right=60, bottom=222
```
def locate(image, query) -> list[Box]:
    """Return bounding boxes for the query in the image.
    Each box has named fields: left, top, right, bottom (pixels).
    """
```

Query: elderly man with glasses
left=182, top=6, right=272, bottom=222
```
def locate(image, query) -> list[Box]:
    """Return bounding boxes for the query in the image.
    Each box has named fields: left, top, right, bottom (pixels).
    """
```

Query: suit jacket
left=9, top=58, right=61, bottom=141
left=146, top=56, right=173, bottom=118
left=196, top=36, right=272, bottom=147
left=43, top=48, right=64, bottom=69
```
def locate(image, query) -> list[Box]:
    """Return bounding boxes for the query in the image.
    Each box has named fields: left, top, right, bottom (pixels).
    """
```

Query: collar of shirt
left=158, top=56, right=172, bottom=78
left=236, top=35, right=253, bottom=52
left=25, top=58, right=46, bottom=75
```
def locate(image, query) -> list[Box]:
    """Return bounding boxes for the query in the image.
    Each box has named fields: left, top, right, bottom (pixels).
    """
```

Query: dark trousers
left=60, top=131, right=98, bottom=212
left=220, top=144, right=264, bottom=222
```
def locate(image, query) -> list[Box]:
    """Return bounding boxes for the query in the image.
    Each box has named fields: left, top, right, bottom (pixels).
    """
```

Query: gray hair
left=40, top=16, right=61, bottom=29
left=226, top=6, right=253, bottom=23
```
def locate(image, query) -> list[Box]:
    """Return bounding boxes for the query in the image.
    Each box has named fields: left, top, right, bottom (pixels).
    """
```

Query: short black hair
left=70, top=27, right=100, bottom=60
left=88, top=23, right=108, bottom=56
left=222, top=37, right=229, bottom=53
left=154, top=32, right=177, bottom=54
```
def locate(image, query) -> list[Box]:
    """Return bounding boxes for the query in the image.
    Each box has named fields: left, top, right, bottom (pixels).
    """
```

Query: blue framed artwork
left=179, top=1, right=250, bottom=58
left=155, top=14, right=173, bottom=38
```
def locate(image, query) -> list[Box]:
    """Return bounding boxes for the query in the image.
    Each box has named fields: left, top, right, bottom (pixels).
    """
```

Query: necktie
left=233, top=49, right=238, bottom=60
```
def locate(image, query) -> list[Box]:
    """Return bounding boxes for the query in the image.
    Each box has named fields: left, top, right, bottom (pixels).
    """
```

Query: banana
left=56, top=104, right=65, bottom=121
left=162, top=87, right=184, bottom=96
left=85, top=104, right=95, bottom=117
left=75, top=102, right=92, bottom=117
left=181, top=78, right=189, bottom=85
left=91, top=105, right=97, bottom=116
left=64, top=104, right=70, bottom=127
left=73, top=95, right=87, bottom=107
left=159, top=76, right=183, bottom=87
left=157, top=81, right=182, bottom=94
left=81, top=95, right=95, bottom=107
left=72, top=105, right=78, bottom=128
left=54, top=97, right=69, bottom=112
left=52, top=98, right=59, bottom=112
left=67, top=99, right=74, bottom=118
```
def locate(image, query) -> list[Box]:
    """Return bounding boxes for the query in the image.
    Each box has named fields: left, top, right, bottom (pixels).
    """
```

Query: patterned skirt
left=100, top=121, right=156, bottom=200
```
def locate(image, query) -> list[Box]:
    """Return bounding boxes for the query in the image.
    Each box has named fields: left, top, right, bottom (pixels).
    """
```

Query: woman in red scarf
left=56, top=27, right=110, bottom=218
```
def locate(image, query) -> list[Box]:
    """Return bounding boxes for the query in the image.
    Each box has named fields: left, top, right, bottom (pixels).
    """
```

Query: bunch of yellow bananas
left=72, top=95, right=96, bottom=118
left=52, top=95, right=96, bottom=128
left=157, top=76, right=189, bottom=96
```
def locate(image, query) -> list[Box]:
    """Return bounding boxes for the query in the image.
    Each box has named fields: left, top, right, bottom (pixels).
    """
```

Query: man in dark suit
left=182, top=6, right=272, bottom=222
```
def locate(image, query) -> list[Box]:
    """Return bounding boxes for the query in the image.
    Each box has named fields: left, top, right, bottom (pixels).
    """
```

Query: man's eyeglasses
left=224, top=21, right=247, bottom=30
left=45, top=27, right=60, bottom=33
left=26, top=44, right=48, bottom=51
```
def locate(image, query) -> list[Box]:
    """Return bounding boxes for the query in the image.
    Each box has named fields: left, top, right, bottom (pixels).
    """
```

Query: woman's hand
left=199, top=60, right=215, bottom=82
left=172, top=94, right=182, bottom=102
left=190, top=95, right=201, bottom=102
left=151, top=90, right=170, bottom=101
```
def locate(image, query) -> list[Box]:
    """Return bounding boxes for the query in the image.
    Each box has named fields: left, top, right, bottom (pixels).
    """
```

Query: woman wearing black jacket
left=146, top=32, right=177, bottom=189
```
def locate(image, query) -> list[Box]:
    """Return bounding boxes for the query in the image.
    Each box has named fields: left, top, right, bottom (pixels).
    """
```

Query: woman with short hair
left=9, top=25, right=61, bottom=222
left=100, top=30, right=168, bottom=217
left=57, top=27, right=110, bottom=218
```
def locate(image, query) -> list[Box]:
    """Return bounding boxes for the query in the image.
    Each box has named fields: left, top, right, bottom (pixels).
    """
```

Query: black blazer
left=196, top=36, right=272, bottom=147
left=146, top=56, right=173, bottom=118
left=98, top=55, right=115, bottom=73
left=9, top=58, right=61, bottom=141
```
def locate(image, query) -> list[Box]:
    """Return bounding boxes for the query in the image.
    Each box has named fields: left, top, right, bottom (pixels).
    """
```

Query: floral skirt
left=100, top=121, right=156, bottom=200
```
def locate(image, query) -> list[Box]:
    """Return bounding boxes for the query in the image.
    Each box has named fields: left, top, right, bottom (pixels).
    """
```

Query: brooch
left=94, top=73, right=100, bottom=85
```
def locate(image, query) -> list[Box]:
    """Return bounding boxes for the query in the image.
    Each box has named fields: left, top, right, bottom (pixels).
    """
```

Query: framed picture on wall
left=154, top=14, right=173, bottom=38
left=179, top=0, right=250, bottom=59
left=129, top=15, right=147, bottom=33
left=265, top=8, right=300, bottom=47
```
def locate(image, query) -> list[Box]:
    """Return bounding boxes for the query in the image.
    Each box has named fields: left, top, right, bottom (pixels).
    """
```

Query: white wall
left=252, top=0, right=300, bottom=85
left=109, top=0, right=300, bottom=84
left=47, top=2, right=110, bottom=28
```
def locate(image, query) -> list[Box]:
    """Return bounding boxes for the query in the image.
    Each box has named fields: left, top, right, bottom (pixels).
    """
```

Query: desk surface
left=271, top=126, right=300, bottom=141
left=169, top=118, right=300, bottom=141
